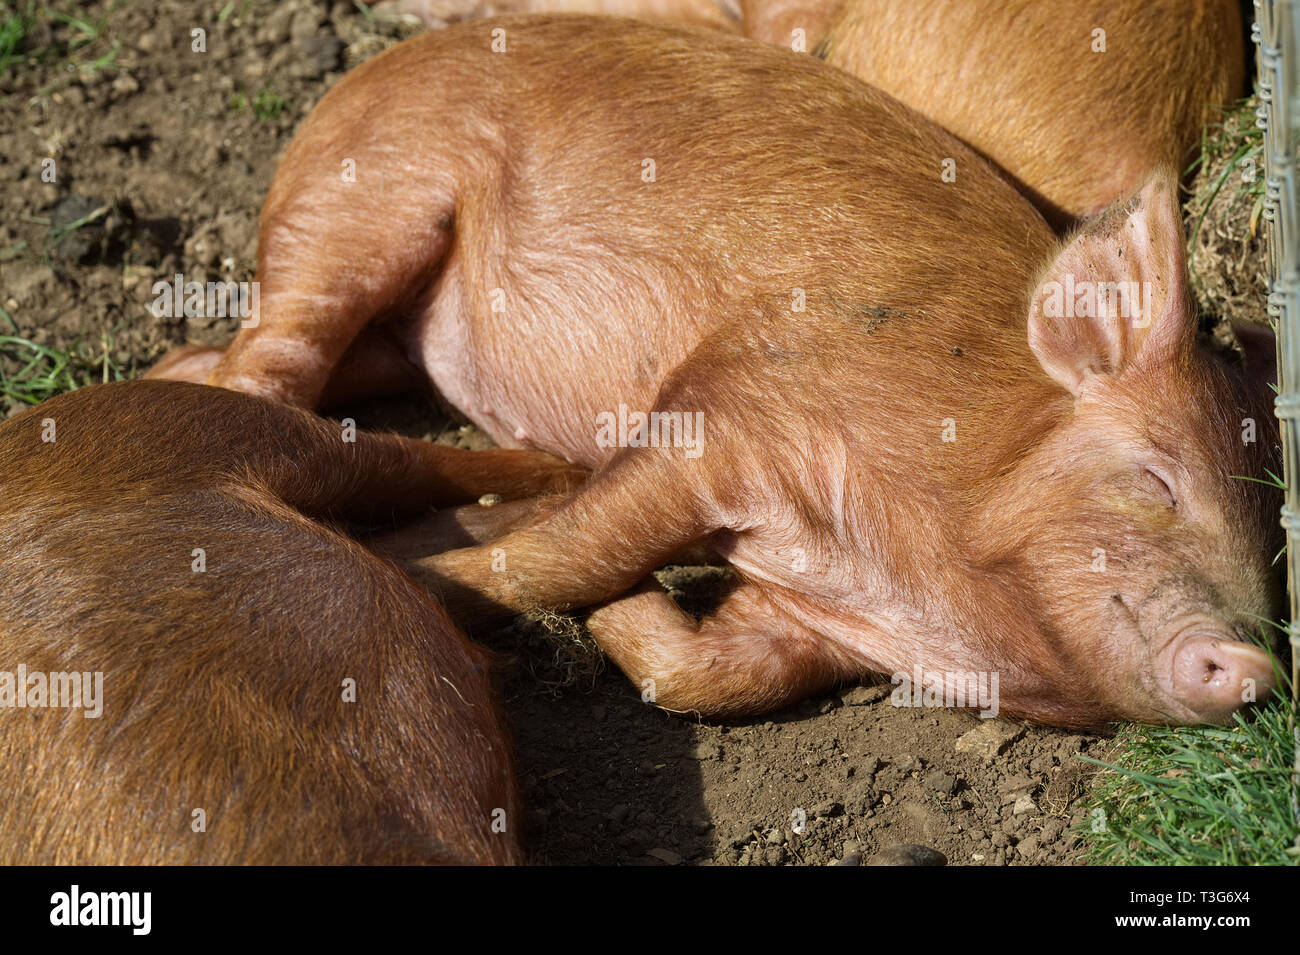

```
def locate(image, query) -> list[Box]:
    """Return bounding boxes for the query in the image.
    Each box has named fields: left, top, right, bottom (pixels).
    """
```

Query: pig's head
left=977, top=171, right=1283, bottom=727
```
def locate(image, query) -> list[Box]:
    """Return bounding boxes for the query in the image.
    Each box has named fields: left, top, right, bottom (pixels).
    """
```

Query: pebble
left=111, top=74, right=140, bottom=97
left=924, top=769, right=957, bottom=795
left=954, top=720, right=1024, bottom=759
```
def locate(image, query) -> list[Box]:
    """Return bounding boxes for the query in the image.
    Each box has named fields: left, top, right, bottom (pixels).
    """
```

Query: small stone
left=111, top=74, right=140, bottom=97
left=765, top=828, right=784, bottom=846
left=955, top=720, right=1024, bottom=759
left=924, top=769, right=957, bottom=795
left=868, top=844, right=947, bottom=866
left=1013, top=794, right=1038, bottom=816
left=477, top=493, right=503, bottom=507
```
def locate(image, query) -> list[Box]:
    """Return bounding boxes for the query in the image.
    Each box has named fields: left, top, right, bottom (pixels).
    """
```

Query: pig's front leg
left=405, top=450, right=715, bottom=620
left=587, top=579, right=860, bottom=717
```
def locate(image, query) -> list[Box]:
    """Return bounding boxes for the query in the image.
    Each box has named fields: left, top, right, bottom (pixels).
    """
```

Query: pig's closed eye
left=1142, top=466, right=1177, bottom=508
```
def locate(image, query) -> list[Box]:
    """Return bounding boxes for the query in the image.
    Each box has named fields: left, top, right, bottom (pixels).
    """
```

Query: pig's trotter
left=587, top=580, right=857, bottom=717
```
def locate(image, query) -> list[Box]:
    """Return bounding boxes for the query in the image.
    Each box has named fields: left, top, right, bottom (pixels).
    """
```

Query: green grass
left=0, top=1, right=121, bottom=80
left=230, top=84, right=288, bottom=120
left=0, top=1, right=37, bottom=73
left=0, top=307, right=127, bottom=412
left=1080, top=645, right=1297, bottom=866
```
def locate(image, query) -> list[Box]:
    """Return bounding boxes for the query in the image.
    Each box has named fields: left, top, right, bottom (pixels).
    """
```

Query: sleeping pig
left=0, top=379, right=580, bottom=864
left=148, top=16, right=1282, bottom=728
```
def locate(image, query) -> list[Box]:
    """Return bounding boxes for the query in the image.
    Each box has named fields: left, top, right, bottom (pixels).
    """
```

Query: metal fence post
left=1255, top=0, right=1300, bottom=834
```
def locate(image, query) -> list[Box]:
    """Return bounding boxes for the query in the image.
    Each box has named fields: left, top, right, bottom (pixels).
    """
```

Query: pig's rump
left=0, top=380, right=533, bottom=864
left=200, top=15, right=1055, bottom=464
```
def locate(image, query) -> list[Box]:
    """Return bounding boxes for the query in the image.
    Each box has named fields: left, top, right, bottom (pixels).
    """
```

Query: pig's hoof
left=867, top=844, right=947, bottom=866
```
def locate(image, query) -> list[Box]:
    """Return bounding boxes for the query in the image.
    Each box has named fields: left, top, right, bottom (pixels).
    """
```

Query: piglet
left=148, top=17, right=1282, bottom=727
left=0, top=379, right=581, bottom=864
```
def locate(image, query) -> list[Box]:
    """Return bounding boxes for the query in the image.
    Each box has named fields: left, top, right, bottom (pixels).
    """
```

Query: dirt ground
left=8, top=0, right=1261, bottom=866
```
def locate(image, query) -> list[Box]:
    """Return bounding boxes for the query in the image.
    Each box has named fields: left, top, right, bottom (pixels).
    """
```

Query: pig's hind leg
left=587, top=579, right=859, bottom=717
left=199, top=153, right=458, bottom=408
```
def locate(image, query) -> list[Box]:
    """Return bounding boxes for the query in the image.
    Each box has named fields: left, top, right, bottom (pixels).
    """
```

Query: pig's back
left=282, top=16, right=1054, bottom=464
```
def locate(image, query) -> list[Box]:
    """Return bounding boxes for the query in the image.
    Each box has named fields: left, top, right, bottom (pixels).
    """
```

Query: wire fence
left=1254, top=0, right=1300, bottom=832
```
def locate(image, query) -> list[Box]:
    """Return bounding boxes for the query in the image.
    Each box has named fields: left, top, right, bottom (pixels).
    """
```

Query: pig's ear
left=1027, top=172, right=1193, bottom=396
left=1231, top=319, right=1278, bottom=392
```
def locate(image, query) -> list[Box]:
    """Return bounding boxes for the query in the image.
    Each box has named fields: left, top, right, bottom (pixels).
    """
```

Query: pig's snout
left=1168, top=632, right=1276, bottom=724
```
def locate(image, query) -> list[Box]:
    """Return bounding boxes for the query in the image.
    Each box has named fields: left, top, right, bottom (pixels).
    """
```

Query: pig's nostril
left=1169, top=633, right=1276, bottom=722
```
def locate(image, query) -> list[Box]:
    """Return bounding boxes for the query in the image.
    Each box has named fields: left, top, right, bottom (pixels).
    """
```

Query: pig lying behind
left=380, top=0, right=1246, bottom=226
left=376, top=0, right=742, bottom=31
left=149, top=17, right=1282, bottom=728
left=0, top=379, right=581, bottom=864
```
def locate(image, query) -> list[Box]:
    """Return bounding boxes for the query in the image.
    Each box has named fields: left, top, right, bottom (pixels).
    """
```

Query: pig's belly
left=408, top=260, right=713, bottom=467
